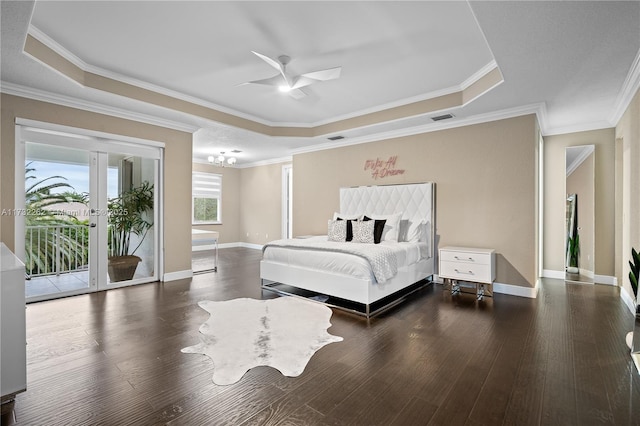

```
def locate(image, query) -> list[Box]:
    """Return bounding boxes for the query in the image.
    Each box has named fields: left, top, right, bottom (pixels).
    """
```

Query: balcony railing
left=25, top=225, right=89, bottom=277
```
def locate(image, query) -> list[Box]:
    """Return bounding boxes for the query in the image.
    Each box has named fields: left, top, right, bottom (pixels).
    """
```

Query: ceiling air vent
left=431, top=113, right=455, bottom=122
left=327, top=135, right=345, bottom=141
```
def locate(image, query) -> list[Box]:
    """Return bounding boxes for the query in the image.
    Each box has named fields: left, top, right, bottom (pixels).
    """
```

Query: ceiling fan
left=243, top=51, right=341, bottom=99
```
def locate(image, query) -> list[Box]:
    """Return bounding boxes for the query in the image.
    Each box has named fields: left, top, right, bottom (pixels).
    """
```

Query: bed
left=260, top=182, right=435, bottom=317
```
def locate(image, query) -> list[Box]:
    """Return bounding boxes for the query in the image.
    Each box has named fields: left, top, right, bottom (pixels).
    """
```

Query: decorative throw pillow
left=366, top=212, right=403, bottom=242
left=327, top=219, right=347, bottom=242
left=362, top=216, right=387, bottom=244
left=352, top=220, right=375, bottom=244
left=336, top=217, right=355, bottom=241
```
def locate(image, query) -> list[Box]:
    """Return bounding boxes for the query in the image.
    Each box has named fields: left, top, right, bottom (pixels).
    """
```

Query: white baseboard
left=493, top=281, right=539, bottom=298
left=163, top=269, right=193, bottom=282
left=621, top=286, right=636, bottom=315
left=433, top=274, right=538, bottom=298
left=239, top=242, right=263, bottom=250
left=594, top=274, right=617, bottom=286
left=192, top=244, right=217, bottom=252
left=542, top=269, right=565, bottom=280
left=543, top=269, right=617, bottom=286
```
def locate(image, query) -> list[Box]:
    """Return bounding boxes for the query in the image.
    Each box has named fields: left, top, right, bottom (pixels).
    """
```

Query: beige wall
left=0, top=94, right=193, bottom=275
left=615, top=88, right=640, bottom=299
left=293, top=115, right=539, bottom=288
left=240, top=162, right=289, bottom=245
left=566, top=152, right=595, bottom=274
left=543, top=129, right=615, bottom=278
left=192, top=162, right=241, bottom=244
left=191, top=161, right=288, bottom=246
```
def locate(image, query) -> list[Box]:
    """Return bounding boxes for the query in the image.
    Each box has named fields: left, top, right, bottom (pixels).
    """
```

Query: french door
left=15, top=123, right=163, bottom=302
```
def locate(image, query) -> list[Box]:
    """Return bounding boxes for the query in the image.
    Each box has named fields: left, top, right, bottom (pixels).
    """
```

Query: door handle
left=89, top=223, right=97, bottom=228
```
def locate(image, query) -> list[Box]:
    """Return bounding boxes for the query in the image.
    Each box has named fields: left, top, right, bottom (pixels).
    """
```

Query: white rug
left=181, top=297, right=343, bottom=385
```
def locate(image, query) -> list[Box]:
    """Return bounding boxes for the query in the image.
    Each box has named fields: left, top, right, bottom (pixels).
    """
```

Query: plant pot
left=566, top=266, right=579, bottom=274
left=108, top=255, right=141, bottom=282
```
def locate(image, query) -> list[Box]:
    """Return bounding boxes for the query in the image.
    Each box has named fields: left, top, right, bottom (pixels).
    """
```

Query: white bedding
left=262, top=236, right=428, bottom=283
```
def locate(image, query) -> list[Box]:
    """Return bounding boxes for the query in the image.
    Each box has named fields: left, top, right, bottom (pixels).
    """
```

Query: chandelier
left=208, top=152, right=237, bottom=167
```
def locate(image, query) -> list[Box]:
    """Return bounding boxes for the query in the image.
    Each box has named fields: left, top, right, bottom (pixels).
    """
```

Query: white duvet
left=262, top=236, right=429, bottom=284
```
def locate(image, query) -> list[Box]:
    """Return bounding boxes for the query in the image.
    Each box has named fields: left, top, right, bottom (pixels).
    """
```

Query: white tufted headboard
left=339, top=183, right=435, bottom=255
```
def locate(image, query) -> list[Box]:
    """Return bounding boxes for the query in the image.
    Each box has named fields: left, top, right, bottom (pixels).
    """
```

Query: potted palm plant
left=107, top=181, right=154, bottom=282
left=566, top=234, right=580, bottom=274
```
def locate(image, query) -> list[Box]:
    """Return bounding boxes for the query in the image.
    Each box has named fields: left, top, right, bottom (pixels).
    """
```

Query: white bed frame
left=260, top=182, right=436, bottom=317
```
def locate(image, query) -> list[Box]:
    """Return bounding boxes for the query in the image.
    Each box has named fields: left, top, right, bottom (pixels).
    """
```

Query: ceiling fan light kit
left=245, top=51, right=342, bottom=99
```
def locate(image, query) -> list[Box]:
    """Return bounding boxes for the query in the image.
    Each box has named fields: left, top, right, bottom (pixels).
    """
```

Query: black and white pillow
left=327, top=219, right=347, bottom=242
left=335, top=217, right=355, bottom=241
left=352, top=220, right=375, bottom=244
left=362, top=216, right=387, bottom=244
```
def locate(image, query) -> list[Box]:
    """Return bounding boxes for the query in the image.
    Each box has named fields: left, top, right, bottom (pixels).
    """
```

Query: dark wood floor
left=4, top=247, right=640, bottom=425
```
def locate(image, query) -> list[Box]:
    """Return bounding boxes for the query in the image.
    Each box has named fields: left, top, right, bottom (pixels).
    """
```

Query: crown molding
left=26, top=25, right=503, bottom=132
left=609, top=47, right=640, bottom=126
left=28, top=25, right=273, bottom=127
left=543, top=120, right=614, bottom=137
left=566, top=144, right=595, bottom=177
left=1, top=81, right=199, bottom=133
left=192, top=155, right=293, bottom=169
left=291, top=103, right=545, bottom=156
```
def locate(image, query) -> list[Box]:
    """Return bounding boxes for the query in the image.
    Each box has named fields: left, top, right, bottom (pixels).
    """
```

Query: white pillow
left=406, top=220, right=425, bottom=243
left=366, top=212, right=403, bottom=242
left=327, top=219, right=346, bottom=242
left=352, top=220, right=375, bottom=244
left=332, top=212, right=362, bottom=221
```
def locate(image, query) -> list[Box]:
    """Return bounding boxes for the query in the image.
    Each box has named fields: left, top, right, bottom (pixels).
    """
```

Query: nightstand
left=439, top=246, right=496, bottom=300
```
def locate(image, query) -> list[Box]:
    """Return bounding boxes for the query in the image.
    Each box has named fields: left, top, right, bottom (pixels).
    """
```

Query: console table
left=1, top=243, right=26, bottom=405
left=439, top=246, right=495, bottom=300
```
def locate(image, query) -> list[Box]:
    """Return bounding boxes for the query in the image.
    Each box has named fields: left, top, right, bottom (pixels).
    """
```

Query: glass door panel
left=24, top=143, right=94, bottom=301
left=104, top=154, right=157, bottom=287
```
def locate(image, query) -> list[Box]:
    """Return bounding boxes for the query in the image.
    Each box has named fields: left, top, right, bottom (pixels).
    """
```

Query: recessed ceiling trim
left=609, top=47, right=640, bottom=125
left=566, top=145, right=595, bottom=177
left=24, top=27, right=505, bottom=140
left=1, top=81, right=199, bottom=133
left=27, top=26, right=273, bottom=128
left=290, top=103, right=547, bottom=157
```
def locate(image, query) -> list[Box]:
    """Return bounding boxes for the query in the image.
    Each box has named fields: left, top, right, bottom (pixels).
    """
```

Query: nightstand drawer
left=440, top=260, right=493, bottom=283
left=439, top=250, right=492, bottom=265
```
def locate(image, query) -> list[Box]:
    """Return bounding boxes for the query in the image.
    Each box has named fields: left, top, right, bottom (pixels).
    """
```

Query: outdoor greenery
left=193, top=197, right=218, bottom=222
left=24, top=164, right=89, bottom=276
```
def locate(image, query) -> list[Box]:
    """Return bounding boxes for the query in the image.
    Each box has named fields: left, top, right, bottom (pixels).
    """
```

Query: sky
left=27, top=161, right=119, bottom=199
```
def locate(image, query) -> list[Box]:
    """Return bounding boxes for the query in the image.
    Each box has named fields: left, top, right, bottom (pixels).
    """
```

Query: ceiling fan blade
left=300, top=67, right=342, bottom=82
left=291, top=67, right=342, bottom=89
left=251, top=51, right=283, bottom=73
left=288, top=88, right=307, bottom=100
left=245, top=74, right=285, bottom=87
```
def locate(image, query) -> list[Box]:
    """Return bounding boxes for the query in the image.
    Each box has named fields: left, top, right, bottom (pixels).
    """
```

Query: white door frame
left=281, top=164, right=293, bottom=239
left=15, top=119, right=164, bottom=300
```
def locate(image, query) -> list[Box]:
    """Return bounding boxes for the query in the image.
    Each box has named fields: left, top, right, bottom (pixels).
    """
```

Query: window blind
left=192, top=172, right=221, bottom=198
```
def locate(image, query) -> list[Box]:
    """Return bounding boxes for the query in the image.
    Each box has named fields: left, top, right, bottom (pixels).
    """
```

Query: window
left=192, top=172, right=221, bottom=224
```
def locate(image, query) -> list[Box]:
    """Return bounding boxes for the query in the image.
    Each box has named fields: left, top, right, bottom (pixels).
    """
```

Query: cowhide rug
left=181, top=297, right=343, bottom=385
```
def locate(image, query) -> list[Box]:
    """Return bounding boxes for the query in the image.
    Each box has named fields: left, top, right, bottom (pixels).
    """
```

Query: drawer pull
left=453, top=256, right=474, bottom=261
left=454, top=269, right=474, bottom=275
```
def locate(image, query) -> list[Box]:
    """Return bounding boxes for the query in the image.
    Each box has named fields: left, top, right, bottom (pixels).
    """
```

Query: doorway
left=15, top=124, right=163, bottom=302
left=564, top=145, right=595, bottom=284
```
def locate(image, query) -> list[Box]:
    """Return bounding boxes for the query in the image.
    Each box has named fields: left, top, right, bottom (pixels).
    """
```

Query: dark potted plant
left=566, top=234, right=580, bottom=274
left=107, top=181, right=154, bottom=282
left=627, top=248, right=640, bottom=351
